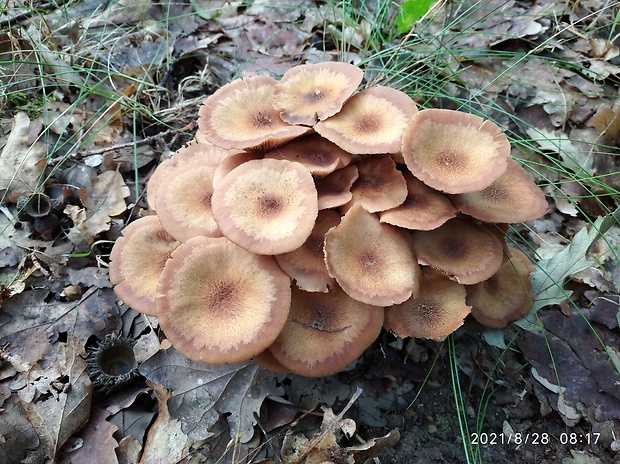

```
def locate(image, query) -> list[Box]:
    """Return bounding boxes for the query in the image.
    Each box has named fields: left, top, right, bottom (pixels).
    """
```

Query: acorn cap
left=467, top=247, right=535, bottom=329
left=198, top=75, right=311, bottom=153
left=211, top=158, right=319, bottom=255
left=268, top=285, right=384, bottom=377
left=324, top=203, right=421, bottom=306
left=379, top=171, right=456, bottom=230
left=384, top=270, right=472, bottom=340
left=109, top=215, right=180, bottom=316
left=401, top=109, right=510, bottom=194
left=411, top=217, right=504, bottom=285
left=314, top=87, right=418, bottom=154
left=156, top=236, right=292, bottom=364
left=273, top=62, right=364, bottom=126
left=450, top=158, right=547, bottom=223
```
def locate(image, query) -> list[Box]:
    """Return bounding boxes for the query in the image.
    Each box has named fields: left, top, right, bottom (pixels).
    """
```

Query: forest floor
left=1, top=0, right=620, bottom=463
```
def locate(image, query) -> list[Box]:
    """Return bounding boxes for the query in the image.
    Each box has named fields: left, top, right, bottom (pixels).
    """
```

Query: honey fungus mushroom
left=268, top=285, right=384, bottom=377
left=156, top=235, right=292, bottom=364
left=273, top=61, right=364, bottom=126
left=211, top=158, right=319, bottom=255
left=198, top=75, right=311, bottom=153
left=401, top=109, right=510, bottom=194
left=109, top=215, right=180, bottom=316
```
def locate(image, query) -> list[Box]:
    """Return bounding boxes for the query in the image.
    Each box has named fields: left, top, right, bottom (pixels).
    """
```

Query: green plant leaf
left=396, top=0, right=435, bottom=34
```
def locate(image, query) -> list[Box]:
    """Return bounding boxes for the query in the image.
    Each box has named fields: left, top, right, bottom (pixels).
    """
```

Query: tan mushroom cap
left=212, top=151, right=261, bottom=189
left=411, top=217, right=504, bottom=285
left=154, top=164, right=221, bottom=242
left=109, top=215, right=179, bottom=316
left=268, top=285, right=384, bottom=377
left=467, top=247, right=535, bottom=329
left=253, top=350, right=290, bottom=374
left=275, top=209, right=341, bottom=293
left=147, top=139, right=236, bottom=211
left=384, top=270, right=472, bottom=340
left=264, top=133, right=352, bottom=177
left=315, top=87, right=418, bottom=154
left=211, top=158, right=319, bottom=255
left=315, top=164, right=359, bottom=210
left=379, top=171, right=456, bottom=230
left=156, top=236, right=292, bottom=364
left=324, top=203, right=421, bottom=306
left=401, top=109, right=510, bottom=194
left=273, top=62, right=364, bottom=126
left=344, top=156, right=407, bottom=213
left=198, top=75, right=311, bottom=153
left=450, top=158, right=547, bottom=223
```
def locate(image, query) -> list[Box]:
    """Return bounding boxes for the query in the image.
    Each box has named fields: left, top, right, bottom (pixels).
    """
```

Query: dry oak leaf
left=0, top=112, right=47, bottom=203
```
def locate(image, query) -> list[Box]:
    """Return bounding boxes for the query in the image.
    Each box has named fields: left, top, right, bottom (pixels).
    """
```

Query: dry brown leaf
left=68, top=408, right=119, bottom=464
left=591, top=103, right=620, bottom=144
left=0, top=112, right=47, bottom=203
left=0, top=393, right=40, bottom=464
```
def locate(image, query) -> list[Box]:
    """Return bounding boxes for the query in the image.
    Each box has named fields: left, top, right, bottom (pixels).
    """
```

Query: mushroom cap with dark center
left=401, top=109, right=510, bottom=193
left=109, top=215, right=180, bottom=316
left=379, top=171, right=456, bottom=230
left=315, top=164, right=359, bottom=210
left=466, top=246, right=535, bottom=329
left=345, top=156, right=407, bottom=213
left=156, top=236, right=292, bottom=364
left=155, top=164, right=221, bottom=242
left=314, top=87, right=419, bottom=154
left=324, top=203, right=421, bottom=306
left=268, top=285, right=384, bottom=377
left=411, top=217, right=504, bottom=285
left=211, top=158, right=319, bottom=255
left=198, top=75, right=311, bottom=153
left=450, top=158, right=547, bottom=223
left=273, top=62, right=364, bottom=126
left=275, top=209, right=341, bottom=293
left=384, top=270, right=472, bottom=340
left=264, top=133, right=352, bottom=177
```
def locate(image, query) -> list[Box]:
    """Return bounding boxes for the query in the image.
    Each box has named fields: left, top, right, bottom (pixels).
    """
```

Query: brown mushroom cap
left=344, top=156, right=408, bottom=213
left=467, top=246, right=535, bottom=329
left=379, top=171, right=457, bottom=230
left=109, top=215, right=179, bottom=316
left=275, top=209, right=341, bottom=293
left=314, top=87, right=418, bottom=154
left=268, top=285, right=384, bottom=377
left=324, top=203, right=421, bottom=306
left=411, top=217, right=504, bottom=285
left=156, top=236, right=292, bottom=364
left=450, top=158, right=547, bottom=223
left=211, top=158, right=319, bottom=255
left=384, top=270, right=472, bottom=340
left=154, top=164, right=221, bottom=242
left=264, top=133, right=352, bottom=177
left=198, top=75, right=311, bottom=153
left=253, top=350, right=290, bottom=374
left=212, top=151, right=261, bottom=189
left=401, top=109, right=510, bottom=194
left=273, top=62, right=364, bottom=126
left=315, top=164, right=359, bottom=210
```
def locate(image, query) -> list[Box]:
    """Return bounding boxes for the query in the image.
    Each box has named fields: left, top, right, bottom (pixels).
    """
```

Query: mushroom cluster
left=109, top=62, right=547, bottom=377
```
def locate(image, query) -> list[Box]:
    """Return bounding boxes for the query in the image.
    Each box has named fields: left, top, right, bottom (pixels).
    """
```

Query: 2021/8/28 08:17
left=470, top=432, right=601, bottom=446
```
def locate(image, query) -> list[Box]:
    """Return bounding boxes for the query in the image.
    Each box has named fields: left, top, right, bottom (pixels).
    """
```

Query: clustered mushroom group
left=109, top=62, right=548, bottom=377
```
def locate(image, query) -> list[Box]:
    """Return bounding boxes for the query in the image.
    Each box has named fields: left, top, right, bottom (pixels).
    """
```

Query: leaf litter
left=0, top=0, right=619, bottom=462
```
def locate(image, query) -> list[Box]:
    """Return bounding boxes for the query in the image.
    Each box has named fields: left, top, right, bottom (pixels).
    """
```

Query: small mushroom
left=154, top=163, right=221, bottom=242
left=315, top=86, right=418, bottom=154
left=379, top=171, right=457, bottom=230
left=198, top=75, right=311, bottom=153
left=156, top=236, right=292, bottom=364
left=384, top=270, right=472, bottom=340
left=324, top=203, right=421, bottom=306
left=315, top=164, right=359, bottom=210
left=411, top=217, right=504, bottom=285
left=211, top=158, right=319, bottom=255
left=450, top=158, right=548, bottom=223
left=268, top=285, right=384, bottom=377
left=275, top=209, right=341, bottom=293
left=401, top=109, right=510, bottom=193
left=466, top=246, right=535, bottom=329
left=109, top=215, right=180, bottom=316
left=273, top=62, right=364, bottom=126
